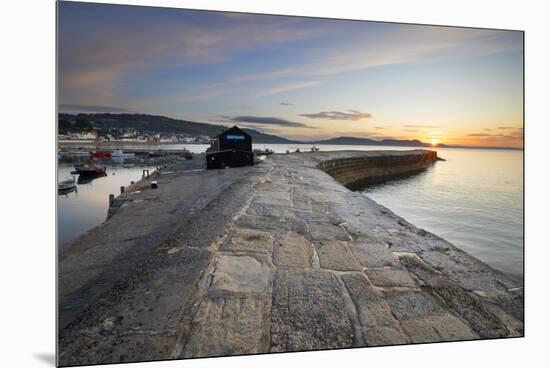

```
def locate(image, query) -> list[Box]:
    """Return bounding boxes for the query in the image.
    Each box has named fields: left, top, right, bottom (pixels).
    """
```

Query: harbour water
left=57, top=155, right=161, bottom=247
left=57, top=144, right=523, bottom=277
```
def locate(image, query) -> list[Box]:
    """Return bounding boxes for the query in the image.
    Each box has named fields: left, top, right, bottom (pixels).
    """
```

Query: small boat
left=176, top=149, right=193, bottom=160
left=74, top=163, right=107, bottom=176
left=111, top=149, right=135, bottom=158
left=77, top=171, right=107, bottom=184
left=70, top=147, right=90, bottom=156
left=58, top=176, right=76, bottom=193
left=90, top=150, right=112, bottom=158
left=253, top=148, right=274, bottom=156
left=73, top=150, right=90, bottom=156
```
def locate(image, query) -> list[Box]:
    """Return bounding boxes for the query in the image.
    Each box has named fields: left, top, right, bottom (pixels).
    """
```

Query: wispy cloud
left=280, top=102, right=293, bottom=106
left=58, top=5, right=325, bottom=106
left=59, top=104, right=131, bottom=113
left=468, top=133, right=504, bottom=137
left=298, top=110, right=372, bottom=121
left=202, top=25, right=521, bottom=95
left=465, top=130, right=523, bottom=148
left=165, top=80, right=319, bottom=105
left=60, top=3, right=522, bottom=107
left=253, top=81, right=322, bottom=97
left=496, top=126, right=523, bottom=130
left=404, top=125, right=441, bottom=128
left=226, top=115, right=314, bottom=128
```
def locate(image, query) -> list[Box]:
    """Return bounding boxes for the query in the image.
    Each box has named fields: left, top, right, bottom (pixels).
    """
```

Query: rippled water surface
left=359, top=147, right=523, bottom=277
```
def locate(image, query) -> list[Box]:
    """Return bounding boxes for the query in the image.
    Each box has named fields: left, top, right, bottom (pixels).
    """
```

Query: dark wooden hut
left=206, top=126, right=254, bottom=169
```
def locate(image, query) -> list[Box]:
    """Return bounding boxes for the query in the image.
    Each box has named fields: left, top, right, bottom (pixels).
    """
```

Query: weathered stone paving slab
left=273, top=232, right=313, bottom=268
left=59, top=150, right=523, bottom=366
left=182, top=291, right=271, bottom=358
left=270, top=268, right=354, bottom=352
left=350, top=240, right=397, bottom=268
left=400, top=314, right=478, bottom=343
left=316, top=241, right=363, bottom=271
left=340, top=273, right=409, bottom=346
left=308, top=222, right=352, bottom=241
left=395, top=252, right=510, bottom=338
left=220, top=228, right=274, bottom=255
left=210, top=254, right=272, bottom=294
left=364, top=267, right=418, bottom=288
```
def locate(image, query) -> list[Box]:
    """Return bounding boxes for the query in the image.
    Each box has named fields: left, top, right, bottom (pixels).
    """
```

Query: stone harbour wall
left=317, top=150, right=438, bottom=189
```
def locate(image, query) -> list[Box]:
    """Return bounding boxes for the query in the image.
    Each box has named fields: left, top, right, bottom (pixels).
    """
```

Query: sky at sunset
left=58, top=2, right=524, bottom=148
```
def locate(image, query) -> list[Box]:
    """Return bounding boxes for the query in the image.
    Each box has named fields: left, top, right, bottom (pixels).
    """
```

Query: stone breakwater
left=58, top=150, right=523, bottom=366
left=317, top=150, right=438, bottom=189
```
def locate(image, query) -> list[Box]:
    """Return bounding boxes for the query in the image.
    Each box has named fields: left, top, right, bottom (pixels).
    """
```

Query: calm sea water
left=359, top=147, right=523, bottom=277
left=57, top=156, right=160, bottom=246
left=57, top=144, right=523, bottom=277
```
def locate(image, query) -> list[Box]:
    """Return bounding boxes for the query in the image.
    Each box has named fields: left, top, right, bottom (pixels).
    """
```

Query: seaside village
left=58, top=128, right=212, bottom=144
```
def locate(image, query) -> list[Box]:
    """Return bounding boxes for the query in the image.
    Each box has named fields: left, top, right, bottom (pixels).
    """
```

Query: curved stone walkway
left=58, top=151, right=523, bottom=366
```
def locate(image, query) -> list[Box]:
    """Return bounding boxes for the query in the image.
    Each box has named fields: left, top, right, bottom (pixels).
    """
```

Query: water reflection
left=360, top=148, right=523, bottom=277
left=57, top=154, right=175, bottom=247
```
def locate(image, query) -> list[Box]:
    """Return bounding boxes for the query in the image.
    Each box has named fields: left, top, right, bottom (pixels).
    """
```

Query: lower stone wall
left=317, top=150, right=438, bottom=189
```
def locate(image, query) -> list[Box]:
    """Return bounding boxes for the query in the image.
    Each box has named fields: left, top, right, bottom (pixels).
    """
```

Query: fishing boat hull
left=74, top=164, right=107, bottom=176
left=58, top=177, right=77, bottom=194
left=91, top=152, right=112, bottom=158
left=77, top=171, right=107, bottom=184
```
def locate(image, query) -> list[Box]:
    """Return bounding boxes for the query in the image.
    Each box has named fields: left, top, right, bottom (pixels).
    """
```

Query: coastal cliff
left=58, top=150, right=523, bottom=366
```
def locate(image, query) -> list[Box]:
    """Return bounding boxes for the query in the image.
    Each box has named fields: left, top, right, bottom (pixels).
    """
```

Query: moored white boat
left=111, top=149, right=135, bottom=158
left=58, top=177, right=77, bottom=192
